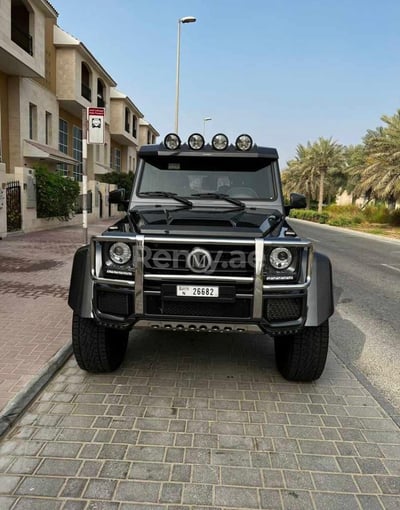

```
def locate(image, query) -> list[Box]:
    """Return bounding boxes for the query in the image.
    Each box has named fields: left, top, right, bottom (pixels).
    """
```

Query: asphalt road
left=289, top=219, right=400, bottom=412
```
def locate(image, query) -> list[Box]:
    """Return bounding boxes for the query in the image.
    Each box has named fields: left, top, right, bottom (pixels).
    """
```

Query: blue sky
left=55, top=0, right=400, bottom=166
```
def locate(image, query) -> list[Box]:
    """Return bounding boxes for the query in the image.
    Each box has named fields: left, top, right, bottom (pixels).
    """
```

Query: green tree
left=282, top=143, right=318, bottom=208
left=35, top=166, right=80, bottom=220
left=355, top=111, right=400, bottom=205
left=97, top=171, right=134, bottom=194
left=307, top=137, right=345, bottom=212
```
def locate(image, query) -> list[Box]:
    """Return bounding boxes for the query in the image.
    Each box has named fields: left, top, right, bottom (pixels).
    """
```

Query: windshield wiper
left=139, top=191, right=192, bottom=207
left=190, top=193, right=245, bottom=209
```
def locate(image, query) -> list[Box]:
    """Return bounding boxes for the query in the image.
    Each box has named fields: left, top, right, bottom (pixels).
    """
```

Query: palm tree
left=281, top=143, right=317, bottom=208
left=307, top=138, right=345, bottom=212
left=355, top=111, right=400, bottom=205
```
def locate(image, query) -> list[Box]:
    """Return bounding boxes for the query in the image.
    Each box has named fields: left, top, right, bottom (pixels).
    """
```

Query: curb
left=289, top=218, right=400, bottom=245
left=330, top=343, right=400, bottom=429
left=0, top=343, right=72, bottom=438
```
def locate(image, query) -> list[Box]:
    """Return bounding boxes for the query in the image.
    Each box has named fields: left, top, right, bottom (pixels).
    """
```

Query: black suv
left=68, top=133, right=333, bottom=381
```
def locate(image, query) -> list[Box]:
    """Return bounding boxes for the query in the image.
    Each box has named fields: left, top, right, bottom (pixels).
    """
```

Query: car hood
left=129, top=206, right=283, bottom=238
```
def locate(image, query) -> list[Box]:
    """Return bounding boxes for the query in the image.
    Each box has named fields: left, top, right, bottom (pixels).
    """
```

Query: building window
left=11, top=0, right=33, bottom=55
left=147, top=131, right=151, bottom=144
left=111, top=148, right=121, bottom=172
left=125, top=108, right=130, bottom=133
left=97, top=79, right=105, bottom=107
left=45, top=111, right=52, bottom=145
left=152, top=135, right=156, bottom=144
left=58, top=118, right=68, bottom=175
left=73, top=125, right=83, bottom=181
left=132, top=116, right=137, bottom=138
left=81, top=62, right=91, bottom=101
left=29, top=103, right=37, bottom=140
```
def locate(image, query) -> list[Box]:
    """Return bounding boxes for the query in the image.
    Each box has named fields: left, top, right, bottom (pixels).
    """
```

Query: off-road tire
left=274, top=320, right=329, bottom=382
left=72, top=313, right=128, bottom=373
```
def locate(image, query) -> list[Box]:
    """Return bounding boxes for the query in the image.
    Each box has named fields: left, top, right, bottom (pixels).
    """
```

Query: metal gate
left=6, top=181, right=22, bottom=232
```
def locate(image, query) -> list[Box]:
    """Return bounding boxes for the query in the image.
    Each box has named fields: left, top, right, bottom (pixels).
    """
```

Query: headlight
left=269, top=247, right=293, bottom=270
left=109, top=242, right=132, bottom=265
left=188, top=133, right=205, bottom=150
left=212, top=133, right=229, bottom=151
left=164, top=133, right=181, bottom=150
left=235, top=134, right=253, bottom=151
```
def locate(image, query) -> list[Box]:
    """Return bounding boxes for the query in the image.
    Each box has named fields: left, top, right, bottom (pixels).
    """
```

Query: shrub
left=389, top=209, right=400, bottom=226
left=35, top=166, right=80, bottom=220
left=362, top=205, right=391, bottom=224
left=98, top=171, right=134, bottom=194
left=327, top=215, right=363, bottom=226
left=289, top=209, right=329, bottom=223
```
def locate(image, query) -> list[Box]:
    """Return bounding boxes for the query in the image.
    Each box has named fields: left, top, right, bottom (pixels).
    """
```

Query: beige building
left=0, top=0, right=158, bottom=236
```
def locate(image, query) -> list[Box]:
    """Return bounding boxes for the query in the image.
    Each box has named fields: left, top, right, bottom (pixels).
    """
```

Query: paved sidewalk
left=0, top=218, right=118, bottom=423
left=0, top=332, right=399, bottom=509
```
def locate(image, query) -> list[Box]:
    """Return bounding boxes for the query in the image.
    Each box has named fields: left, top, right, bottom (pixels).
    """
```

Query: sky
left=54, top=0, right=400, bottom=166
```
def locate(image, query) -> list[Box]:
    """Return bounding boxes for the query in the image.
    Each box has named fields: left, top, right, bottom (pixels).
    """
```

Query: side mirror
left=290, top=193, right=306, bottom=209
left=109, top=188, right=128, bottom=210
left=284, top=192, right=307, bottom=215
left=109, top=188, right=126, bottom=204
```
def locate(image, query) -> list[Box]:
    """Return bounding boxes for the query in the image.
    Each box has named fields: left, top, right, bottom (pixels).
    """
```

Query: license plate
left=176, top=285, right=219, bottom=298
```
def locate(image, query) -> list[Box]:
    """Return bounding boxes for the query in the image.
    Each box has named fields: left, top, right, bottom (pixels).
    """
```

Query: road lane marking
left=307, top=237, right=320, bottom=243
left=381, top=263, right=400, bottom=273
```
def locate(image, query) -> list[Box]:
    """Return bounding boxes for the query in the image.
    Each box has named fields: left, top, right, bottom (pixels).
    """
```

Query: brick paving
left=0, top=219, right=118, bottom=412
left=0, top=222, right=399, bottom=508
left=0, top=333, right=398, bottom=508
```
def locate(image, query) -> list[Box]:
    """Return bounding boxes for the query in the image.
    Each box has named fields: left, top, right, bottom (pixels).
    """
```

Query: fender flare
left=68, top=245, right=93, bottom=318
left=305, top=252, right=334, bottom=327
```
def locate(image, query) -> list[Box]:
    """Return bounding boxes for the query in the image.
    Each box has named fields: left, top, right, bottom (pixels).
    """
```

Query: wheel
left=72, top=313, right=129, bottom=373
left=274, top=320, right=329, bottom=382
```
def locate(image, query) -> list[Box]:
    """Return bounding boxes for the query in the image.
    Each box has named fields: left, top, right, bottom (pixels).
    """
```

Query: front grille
left=146, top=295, right=251, bottom=318
left=144, top=242, right=255, bottom=277
left=264, top=298, right=302, bottom=322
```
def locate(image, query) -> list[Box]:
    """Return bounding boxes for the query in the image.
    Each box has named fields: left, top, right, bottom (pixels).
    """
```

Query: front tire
left=274, top=320, right=329, bottom=382
left=72, top=313, right=128, bottom=373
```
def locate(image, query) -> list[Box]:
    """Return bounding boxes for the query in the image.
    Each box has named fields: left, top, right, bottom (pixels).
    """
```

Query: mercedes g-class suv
left=68, top=133, right=333, bottom=381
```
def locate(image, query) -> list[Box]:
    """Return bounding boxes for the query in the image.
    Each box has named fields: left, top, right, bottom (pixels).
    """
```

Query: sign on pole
left=87, top=107, right=105, bottom=144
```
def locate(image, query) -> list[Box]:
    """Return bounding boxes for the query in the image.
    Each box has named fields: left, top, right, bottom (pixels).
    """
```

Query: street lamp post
left=203, top=117, right=212, bottom=137
left=175, top=16, right=196, bottom=134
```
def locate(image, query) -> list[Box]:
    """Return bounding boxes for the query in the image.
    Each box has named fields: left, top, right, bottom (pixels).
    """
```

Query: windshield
left=137, top=159, right=277, bottom=200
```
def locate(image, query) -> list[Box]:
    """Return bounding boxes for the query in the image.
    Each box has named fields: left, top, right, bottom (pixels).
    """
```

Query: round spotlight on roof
left=164, top=133, right=181, bottom=150
left=212, top=133, right=229, bottom=151
left=188, top=133, right=205, bottom=150
left=235, top=134, right=253, bottom=151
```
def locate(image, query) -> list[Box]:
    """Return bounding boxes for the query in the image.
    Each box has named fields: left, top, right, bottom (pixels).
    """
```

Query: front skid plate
left=134, top=320, right=264, bottom=334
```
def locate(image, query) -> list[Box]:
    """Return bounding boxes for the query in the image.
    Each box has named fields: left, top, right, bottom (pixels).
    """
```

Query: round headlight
left=235, top=134, right=253, bottom=151
left=188, top=133, right=205, bottom=150
left=109, top=242, right=132, bottom=265
left=212, top=133, right=229, bottom=151
left=164, top=133, right=181, bottom=150
left=269, top=247, right=293, bottom=270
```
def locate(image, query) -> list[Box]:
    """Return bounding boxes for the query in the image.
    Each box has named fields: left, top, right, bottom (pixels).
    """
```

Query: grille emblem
left=187, top=248, right=213, bottom=273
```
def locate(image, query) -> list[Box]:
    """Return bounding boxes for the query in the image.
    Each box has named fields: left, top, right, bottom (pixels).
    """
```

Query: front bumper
left=91, top=235, right=312, bottom=335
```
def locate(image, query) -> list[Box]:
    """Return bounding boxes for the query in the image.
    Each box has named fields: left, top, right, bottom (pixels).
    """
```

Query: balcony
left=11, top=23, right=33, bottom=56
